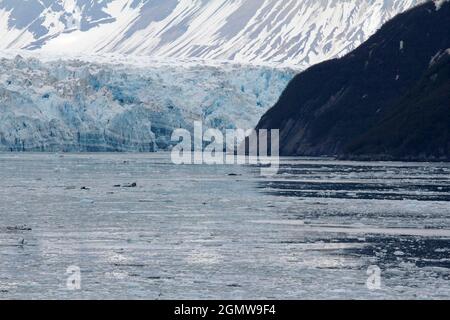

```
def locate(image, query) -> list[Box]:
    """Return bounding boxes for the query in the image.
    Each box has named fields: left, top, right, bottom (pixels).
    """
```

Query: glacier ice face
left=0, top=0, right=426, bottom=68
left=0, top=54, right=294, bottom=151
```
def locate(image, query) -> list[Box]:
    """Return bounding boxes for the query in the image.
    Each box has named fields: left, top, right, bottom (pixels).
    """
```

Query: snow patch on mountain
left=435, top=0, right=450, bottom=9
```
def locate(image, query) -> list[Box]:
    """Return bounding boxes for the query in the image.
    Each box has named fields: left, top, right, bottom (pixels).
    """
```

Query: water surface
left=0, top=153, right=449, bottom=299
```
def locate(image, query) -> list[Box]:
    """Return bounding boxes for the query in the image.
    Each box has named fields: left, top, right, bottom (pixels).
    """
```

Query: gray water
left=0, top=153, right=449, bottom=299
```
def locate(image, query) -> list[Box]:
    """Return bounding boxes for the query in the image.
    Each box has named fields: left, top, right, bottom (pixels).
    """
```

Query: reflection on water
left=0, top=154, right=449, bottom=299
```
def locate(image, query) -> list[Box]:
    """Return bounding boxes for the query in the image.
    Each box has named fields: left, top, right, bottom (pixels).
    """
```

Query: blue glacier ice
left=0, top=54, right=295, bottom=151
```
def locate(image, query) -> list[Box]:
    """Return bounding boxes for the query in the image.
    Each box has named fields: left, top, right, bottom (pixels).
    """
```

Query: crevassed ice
left=0, top=54, right=294, bottom=152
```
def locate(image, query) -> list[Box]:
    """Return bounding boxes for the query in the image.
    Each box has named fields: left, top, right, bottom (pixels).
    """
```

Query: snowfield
left=0, top=53, right=294, bottom=151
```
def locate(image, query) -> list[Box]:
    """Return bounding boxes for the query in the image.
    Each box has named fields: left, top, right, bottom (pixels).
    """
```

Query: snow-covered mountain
left=0, top=0, right=425, bottom=67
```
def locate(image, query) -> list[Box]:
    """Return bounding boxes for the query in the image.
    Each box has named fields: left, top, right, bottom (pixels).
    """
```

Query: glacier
left=0, top=53, right=295, bottom=151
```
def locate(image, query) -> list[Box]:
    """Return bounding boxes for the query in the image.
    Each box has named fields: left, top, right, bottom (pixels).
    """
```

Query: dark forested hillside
left=256, top=1, right=450, bottom=160
left=346, top=51, right=450, bottom=160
